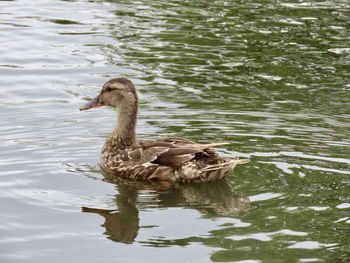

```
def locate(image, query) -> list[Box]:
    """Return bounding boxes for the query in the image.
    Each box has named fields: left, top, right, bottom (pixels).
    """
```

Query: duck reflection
left=82, top=173, right=249, bottom=244
left=83, top=179, right=139, bottom=243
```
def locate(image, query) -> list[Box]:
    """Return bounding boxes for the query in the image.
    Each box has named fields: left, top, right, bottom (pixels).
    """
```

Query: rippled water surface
left=1, top=0, right=349, bottom=262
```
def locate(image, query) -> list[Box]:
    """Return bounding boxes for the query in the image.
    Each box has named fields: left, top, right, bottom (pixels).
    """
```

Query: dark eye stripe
left=102, top=87, right=116, bottom=93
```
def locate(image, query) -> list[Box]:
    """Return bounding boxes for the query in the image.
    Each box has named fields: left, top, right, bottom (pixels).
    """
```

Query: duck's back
left=100, top=137, right=249, bottom=183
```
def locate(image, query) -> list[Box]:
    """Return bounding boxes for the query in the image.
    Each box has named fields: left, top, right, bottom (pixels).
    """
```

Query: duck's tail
left=202, top=157, right=250, bottom=172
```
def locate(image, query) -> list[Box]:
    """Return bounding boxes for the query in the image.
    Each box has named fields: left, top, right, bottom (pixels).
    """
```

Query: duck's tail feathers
left=202, top=157, right=250, bottom=172
left=235, top=158, right=250, bottom=165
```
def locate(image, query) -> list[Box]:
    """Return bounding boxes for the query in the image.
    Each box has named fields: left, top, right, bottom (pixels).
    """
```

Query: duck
left=80, top=77, right=249, bottom=183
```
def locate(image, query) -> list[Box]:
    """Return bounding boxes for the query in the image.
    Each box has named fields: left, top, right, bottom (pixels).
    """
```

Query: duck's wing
left=139, top=137, right=228, bottom=167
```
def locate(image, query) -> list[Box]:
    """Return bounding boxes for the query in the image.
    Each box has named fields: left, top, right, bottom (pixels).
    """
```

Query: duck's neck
left=110, top=103, right=138, bottom=148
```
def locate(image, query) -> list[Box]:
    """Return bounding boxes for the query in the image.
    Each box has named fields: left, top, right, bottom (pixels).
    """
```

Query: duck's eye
left=105, top=87, right=114, bottom=92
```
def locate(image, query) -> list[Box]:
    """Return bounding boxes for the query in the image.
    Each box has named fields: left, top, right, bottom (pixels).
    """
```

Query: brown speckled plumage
left=80, top=78, right=249, bottom=183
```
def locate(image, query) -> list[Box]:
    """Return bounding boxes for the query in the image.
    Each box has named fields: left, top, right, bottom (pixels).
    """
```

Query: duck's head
left=80, top=77, right=138, bottom=111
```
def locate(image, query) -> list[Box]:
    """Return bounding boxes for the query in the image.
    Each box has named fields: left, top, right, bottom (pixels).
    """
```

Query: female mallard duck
left=80, top=78, right=249, bottom=183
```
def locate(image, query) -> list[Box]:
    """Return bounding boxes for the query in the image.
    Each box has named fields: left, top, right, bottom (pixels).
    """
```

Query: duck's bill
left=80, top=97, right=104, bottom=111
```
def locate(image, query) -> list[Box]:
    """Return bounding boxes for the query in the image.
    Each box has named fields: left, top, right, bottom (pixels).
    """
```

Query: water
left=1, top=0, right=349, bottom=262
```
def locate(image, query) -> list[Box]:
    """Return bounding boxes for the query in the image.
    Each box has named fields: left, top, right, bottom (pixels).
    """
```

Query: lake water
left=0, top=0, right=349, bottom=262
